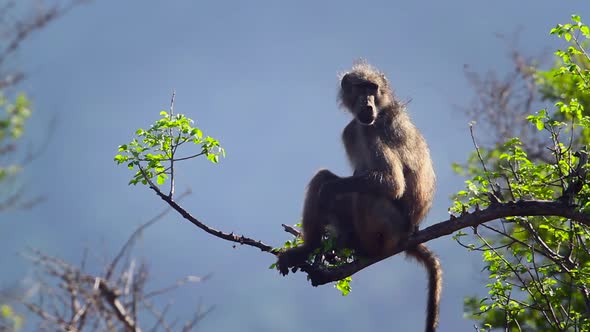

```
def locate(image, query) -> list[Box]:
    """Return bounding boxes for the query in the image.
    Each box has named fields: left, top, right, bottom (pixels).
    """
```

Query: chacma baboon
left=277, top=61, right=441, bottom=332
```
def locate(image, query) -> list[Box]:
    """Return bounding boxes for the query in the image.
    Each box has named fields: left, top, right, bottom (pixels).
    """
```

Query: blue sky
left=2, top=1, right=590, bottom=331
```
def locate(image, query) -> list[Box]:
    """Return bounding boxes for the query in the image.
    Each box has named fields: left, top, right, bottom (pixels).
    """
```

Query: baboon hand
left=276, top=251, right=295, bottom=276
left=278, top=262, right=289, bottom=276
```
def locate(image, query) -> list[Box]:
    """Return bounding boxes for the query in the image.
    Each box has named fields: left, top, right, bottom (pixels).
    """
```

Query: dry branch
left=16, top=201, right=211, bottom=332
left=141, top=167, right=274, bottom=252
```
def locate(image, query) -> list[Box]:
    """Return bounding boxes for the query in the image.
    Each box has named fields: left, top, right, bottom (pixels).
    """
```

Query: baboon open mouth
left=357, top=110, right=376, bottom=125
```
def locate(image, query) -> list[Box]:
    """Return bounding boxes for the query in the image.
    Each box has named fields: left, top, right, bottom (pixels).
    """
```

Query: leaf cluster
left=114, top=109, right=224, bottom=187
left=457, top=15, right=590, bottom=331
left=270, top=223, right=358, bottom=295
left=0, top=93, right=30, bottom=183
left=0, top=304, right=23, bottom=331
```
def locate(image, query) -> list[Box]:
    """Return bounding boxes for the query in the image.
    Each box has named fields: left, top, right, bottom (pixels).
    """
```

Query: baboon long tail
left=405, top=243, right=442, bottom=332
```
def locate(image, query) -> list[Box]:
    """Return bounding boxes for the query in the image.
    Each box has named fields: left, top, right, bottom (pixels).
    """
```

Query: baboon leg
left=277, top=169, right=340, bottom=275
left=327, top=193, right=358, bottom=249
left=301, top=169, right=341, bottom=247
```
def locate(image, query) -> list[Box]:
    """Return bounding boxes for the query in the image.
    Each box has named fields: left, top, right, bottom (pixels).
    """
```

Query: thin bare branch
left=140, top=163, right=274, bottom=252
left=168, top=90, right=176, bottom=198
left=105, top=189, right=192, bottom=280
left=143, top=274, right=210, bottom=300
left=96, top=279, right=140, bottom=332
left=18, top=205, right=210, bottom=331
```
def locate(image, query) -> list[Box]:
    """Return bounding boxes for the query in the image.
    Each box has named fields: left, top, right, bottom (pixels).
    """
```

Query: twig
left=281, top=224, right=301, bottom=237
left=139, top=164, right=274, bottom=252
left=169, top=90, right=176, bottom=198
left=469, top=123, right=502, bottom=202
left=143, top=274, right=210, bottom=300
left=20, top=204, right=210, bottom=331
left=105, top=189, right=192, bottom=280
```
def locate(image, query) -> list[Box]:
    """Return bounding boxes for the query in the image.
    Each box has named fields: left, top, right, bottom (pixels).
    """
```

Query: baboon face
left=340, top=68, right=391, bottom=126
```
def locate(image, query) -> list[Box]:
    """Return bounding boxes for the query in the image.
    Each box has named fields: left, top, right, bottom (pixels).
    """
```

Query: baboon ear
left=341, top=73, right=352, bottom=90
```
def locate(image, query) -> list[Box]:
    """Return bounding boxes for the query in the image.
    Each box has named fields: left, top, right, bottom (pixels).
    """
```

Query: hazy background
left=2, top=1, right=589, bottom=331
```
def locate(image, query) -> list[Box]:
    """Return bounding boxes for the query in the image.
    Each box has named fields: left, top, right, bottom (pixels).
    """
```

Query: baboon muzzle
left=357, top=103, right=377, bottom=125
left=356, top=95, right=377, bottom=125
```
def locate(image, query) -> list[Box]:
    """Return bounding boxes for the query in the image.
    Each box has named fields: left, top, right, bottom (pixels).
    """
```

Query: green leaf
left=335, top=277, right=352, bottom=296
left=0, top=304, right=13, bottom=318
left=114, top=154, right=128, bottom=163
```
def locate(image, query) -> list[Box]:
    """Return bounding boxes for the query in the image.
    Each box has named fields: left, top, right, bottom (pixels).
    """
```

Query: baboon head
left=339, top=62, right=394, bottom=126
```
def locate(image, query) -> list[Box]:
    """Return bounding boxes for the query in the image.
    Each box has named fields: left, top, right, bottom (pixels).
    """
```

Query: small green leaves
left=335, top=277, right=352, bottom=296
left=114, top=100, right=225, bottom=187
left=526, top=109, right=548, bottom=131
left=0, top=92, right=32, bottom=185
left=275, top=222, right=357, bottom=295
left=1, top=304, right=23, bottom=331
left=114, top=154, right=128, bottom=163
left=572, top=15, right=581, bottom=23
left=548, top=15, right=590, bottom=97
left=0, top=304, right=13, bottom=318
left=461, top=14, right=590, bottom=331
left=0, top=92, right=31, bottom=140
left=157, top=173, right=167, bottom=185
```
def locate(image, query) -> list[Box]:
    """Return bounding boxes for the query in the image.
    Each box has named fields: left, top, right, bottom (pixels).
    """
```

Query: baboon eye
left=365, top=82, right=378, bottom=92
left=354, top=82, right=378, bottom=94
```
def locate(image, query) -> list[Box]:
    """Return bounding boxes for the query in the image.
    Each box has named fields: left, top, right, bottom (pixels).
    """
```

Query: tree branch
left=298, top=200, right=590, bottom=286
left=140, top=157, right=590, bottom=286
left=19, top=207, right=211, bottom=331
left=146, top=179, right=590, bottom=286
left=142, top=170, right=274, bottom=252
left=96, top=278, right=140, bottom=332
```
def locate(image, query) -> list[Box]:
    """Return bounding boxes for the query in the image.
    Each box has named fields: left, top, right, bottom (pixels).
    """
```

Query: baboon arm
left=320, top=166, right=405, bottom=202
